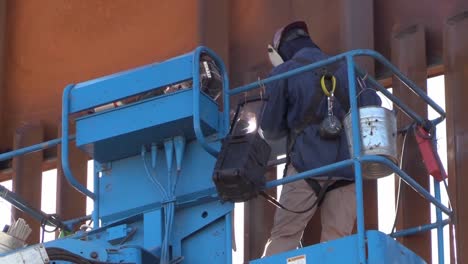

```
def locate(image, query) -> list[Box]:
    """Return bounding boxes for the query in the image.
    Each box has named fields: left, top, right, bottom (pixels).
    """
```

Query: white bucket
left=344, top=106, right=398, bottom=179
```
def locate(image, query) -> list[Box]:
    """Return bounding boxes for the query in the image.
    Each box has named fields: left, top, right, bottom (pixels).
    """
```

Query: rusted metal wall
left=1, top=2, right=464, bottom=160
left=0, top=0, right=5, bottom=153
left=198, top=0, right=229, bottom=63
left=1, top=0, right=468, bottom=262
left=391, top=24, right=431, bottom=263
left=374, top=0, right=459, bottom=77
left=228, top=2, right=289, bottom=260
left=2, top=0, right=198, bottom=150
left=1, top=0, right=199, bottom=244
left=444, top=8, right=468, bottom=264
left=229, top=0, right=348, bottom=87
left=243, top=168, right=277, bottom=260
left=12, top=122, right=44, bottom=244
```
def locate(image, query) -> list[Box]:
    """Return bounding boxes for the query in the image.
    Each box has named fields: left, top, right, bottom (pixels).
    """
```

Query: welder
left=260, top=21, right=382, bottom=256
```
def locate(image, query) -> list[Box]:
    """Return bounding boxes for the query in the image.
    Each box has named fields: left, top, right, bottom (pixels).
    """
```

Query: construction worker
left=260, top=21, right=382, bottom=256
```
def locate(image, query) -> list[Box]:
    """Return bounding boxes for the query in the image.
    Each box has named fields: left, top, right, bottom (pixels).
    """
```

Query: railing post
left=346, top=54, right=367, bottom=264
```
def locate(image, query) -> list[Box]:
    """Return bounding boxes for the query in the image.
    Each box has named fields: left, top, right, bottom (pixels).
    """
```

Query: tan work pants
left=263, top=167, right=356, bottom=257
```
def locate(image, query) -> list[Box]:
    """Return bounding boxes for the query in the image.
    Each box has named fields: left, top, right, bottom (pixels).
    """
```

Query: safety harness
left=283, top=57, right=354, bottom=209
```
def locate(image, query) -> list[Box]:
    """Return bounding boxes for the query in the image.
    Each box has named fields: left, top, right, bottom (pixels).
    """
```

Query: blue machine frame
left=0, top=47, right=451, bottom=264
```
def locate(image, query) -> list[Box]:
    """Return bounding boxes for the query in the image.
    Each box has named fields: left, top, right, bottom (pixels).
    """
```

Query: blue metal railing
left=0, top=47, right=451, bottom=263
left=227, top=49, right=450, bottom=264
left=0, top=136, right=73, bottom=162
left=62, top=84, right=96, bottom=199
left=192, top=46, right=230, bottom=157
left=345, top=55, right=367, bottom=262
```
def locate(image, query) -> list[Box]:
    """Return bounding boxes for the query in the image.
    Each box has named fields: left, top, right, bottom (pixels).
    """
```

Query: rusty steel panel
left=374, top=0, right=461, bottom=77
left=391, top=24, right=431, bottom=263
left=340, top=0, right=375, bottom=72
left=243, top=167, right=277, bottom=261
left=229, top=0, right=345, bottom=87
left=290, top=0, right=343, bottom=55
left=229, top=0, right=290, bottom=87
left=11, top=122, right=44, bottom=244
left=1, top=0, right=468, bottom=259
left=56, top=124, right=88, bottom=226
left=444, top=9, right=468, bottom=264
left=0, top=0, right=6, bottom=150
left=341, top=0, right=380, bottom=232
left=198, top=0, right=229, bottom=64
left=361, top=183, right=378, bottom=231
left=2, top=0, right=198, bottom=150
left=229, top=2, right=289, bottom=260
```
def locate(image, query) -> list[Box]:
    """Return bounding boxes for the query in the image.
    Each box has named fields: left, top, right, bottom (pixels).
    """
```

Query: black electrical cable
left=47, top=248, right=93, bottom=264
left=260, top=179, right=332, bottom=214
left=40, top=214, right=61, bottom=243
left=46, top=247, right=134, bottom=264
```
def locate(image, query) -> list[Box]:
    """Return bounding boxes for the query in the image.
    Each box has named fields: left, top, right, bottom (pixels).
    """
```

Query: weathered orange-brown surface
left=1, top=1, right=468, bottom=262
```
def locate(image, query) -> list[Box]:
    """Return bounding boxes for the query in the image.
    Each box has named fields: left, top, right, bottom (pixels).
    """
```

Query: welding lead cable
left=141, top=146, right=168, bottom=199
left=163, top=180, right=176, bottom=263
left=391, top=127, right=410, bottom=234
left=142, top=146, right=173, bottom=263
left=161, top=193, right=171, bottom=262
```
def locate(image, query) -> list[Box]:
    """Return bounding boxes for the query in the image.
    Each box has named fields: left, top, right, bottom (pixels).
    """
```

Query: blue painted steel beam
left=434, top=179, right=445, bottom=264
left=63, top=215, right=92, bottom=229
left=0, top=136, right=75, bottom=162
left=62, top=84, right=96, bottom=200
left=360, top=155, right=452, bottom=216
left=390, top=219, right=450, bottom=238
left=346, top=55, right=367, bottom=264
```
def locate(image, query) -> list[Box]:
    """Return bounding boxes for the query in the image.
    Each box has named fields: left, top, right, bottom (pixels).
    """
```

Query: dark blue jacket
left=260, top=47, right=382, bottom=180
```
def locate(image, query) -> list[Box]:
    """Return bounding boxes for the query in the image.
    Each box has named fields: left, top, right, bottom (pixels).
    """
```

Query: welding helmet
left=268, top=21, right=310, bottom=67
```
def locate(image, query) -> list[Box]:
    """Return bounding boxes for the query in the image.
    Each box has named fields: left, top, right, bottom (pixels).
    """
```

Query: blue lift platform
left=0, top=46, right=451, bottom=263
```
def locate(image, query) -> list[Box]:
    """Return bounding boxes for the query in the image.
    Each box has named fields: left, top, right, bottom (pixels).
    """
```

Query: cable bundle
left=141, top=145, right=178, bottom=264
